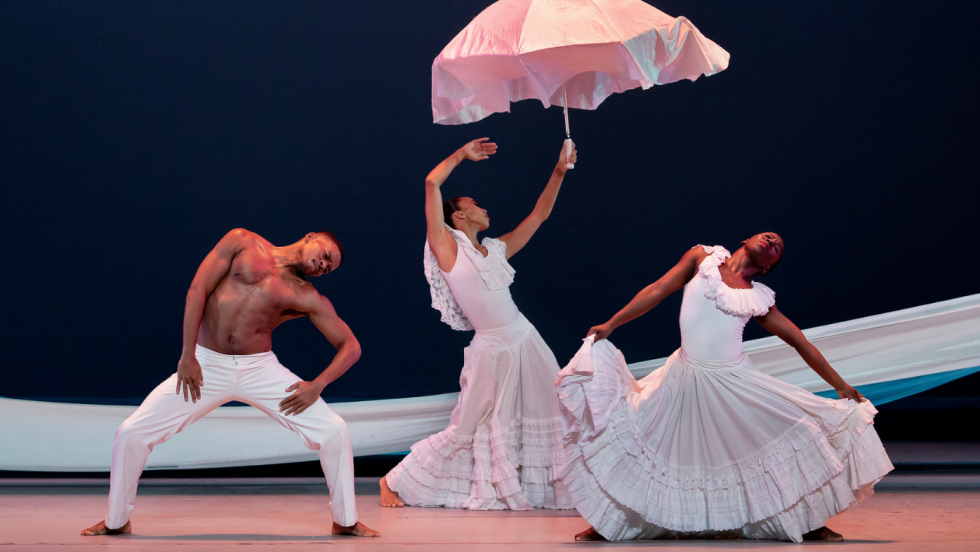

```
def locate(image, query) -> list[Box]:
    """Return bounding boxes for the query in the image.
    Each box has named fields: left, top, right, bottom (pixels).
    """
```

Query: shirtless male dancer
left=81, top=229, right=378, bottom=538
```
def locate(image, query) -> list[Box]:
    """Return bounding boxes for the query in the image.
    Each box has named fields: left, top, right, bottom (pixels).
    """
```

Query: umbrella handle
left=562, top=84, right=574, bottom=169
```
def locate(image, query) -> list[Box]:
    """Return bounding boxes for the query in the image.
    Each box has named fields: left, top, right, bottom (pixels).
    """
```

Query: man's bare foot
left=80, top=520, right=132, bottom=536
left=331, top=521, right=380, bottom=537
left=803, top=526, right=844, bottom=541
left=575, top=526, right=606, bottom=541
left=379, top=477, right=404, bottom=507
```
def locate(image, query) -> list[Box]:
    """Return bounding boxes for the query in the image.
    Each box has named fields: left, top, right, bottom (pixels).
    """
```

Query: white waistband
left=676, top=348, right=749, bottom=370
left=195, top=344, right=277, bottom=366
left=470, top=314, right=531, bottom=349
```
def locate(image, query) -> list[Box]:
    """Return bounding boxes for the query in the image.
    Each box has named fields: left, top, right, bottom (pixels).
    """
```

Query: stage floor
left=2, top=476, right=979, bottom=551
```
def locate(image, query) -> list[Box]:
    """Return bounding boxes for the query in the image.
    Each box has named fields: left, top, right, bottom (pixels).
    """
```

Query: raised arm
left=176, top=228, right=250, bottom=402
left=587, top=247, right=706, bottom=341
left=278, top=293, right=363, bottom=416
left=755, top=306, right=866, bottom=402
left=426, top=138, right=498, bottom=272
left=498, top=140, right=577, bottom=259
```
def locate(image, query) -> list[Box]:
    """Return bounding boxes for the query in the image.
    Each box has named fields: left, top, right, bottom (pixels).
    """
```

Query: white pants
left=104, top=345, right=357, bottom=529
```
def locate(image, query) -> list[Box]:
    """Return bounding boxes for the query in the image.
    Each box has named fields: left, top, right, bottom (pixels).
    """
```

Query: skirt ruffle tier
left=387, top=315, right=573, bottom=510
left=556, top=340, right=894, bottom=542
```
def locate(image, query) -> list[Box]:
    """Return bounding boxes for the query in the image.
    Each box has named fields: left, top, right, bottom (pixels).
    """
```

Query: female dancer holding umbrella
left=381, top=138, right=577, bottom=510
left=556, top=236, right=893, bottom=542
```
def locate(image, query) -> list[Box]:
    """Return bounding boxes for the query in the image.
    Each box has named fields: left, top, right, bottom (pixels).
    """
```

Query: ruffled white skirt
left=386, top=314, right=573, bottom=510
left=556, top=338, right=894, bottom=542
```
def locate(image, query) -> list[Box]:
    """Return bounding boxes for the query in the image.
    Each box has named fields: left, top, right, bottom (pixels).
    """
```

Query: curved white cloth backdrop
left=2, top=294, right=978, bottom=472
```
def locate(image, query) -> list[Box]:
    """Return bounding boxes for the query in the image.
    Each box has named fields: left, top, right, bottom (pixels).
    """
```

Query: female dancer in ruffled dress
left=556, top=234, right=893, bottom=542
left=380, top=138, right=577, bottom=510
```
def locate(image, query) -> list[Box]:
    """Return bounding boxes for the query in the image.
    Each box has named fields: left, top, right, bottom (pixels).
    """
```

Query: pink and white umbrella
left=432, top=0, right=731, bottom=166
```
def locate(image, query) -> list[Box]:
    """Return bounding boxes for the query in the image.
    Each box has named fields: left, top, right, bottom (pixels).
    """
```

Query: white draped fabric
left=1, top=293, right=978, bottom=472
left=556, top=337, right=892, bottom=541
left=385, top=314, right=571, bottom=510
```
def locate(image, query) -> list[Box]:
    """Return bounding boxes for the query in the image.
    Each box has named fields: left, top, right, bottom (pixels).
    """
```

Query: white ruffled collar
left=696, top=245, right=775, bottom=318
left=422, top=226, right=515, bottom=331
left=447, top=228, right=515, bottom=291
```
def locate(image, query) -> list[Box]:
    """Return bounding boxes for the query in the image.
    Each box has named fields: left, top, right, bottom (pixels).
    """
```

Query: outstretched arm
left=177, top=228, right=249, bottom=402
left=755, top=306, right=866, bottom=402
left=588, top=247, right=706, bottom=341
left=278, top=293, right=362, bottom=416
left=499, top=140, right=577, bottom=259
left=426, top=138, right=498, bottom=272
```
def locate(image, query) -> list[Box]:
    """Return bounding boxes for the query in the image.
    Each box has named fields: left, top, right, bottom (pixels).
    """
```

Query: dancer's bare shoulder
left=650, top=246, right=709, bottom=294
left=204, top=228, right=265, bottom=279
left=268, top=277, right=328, bottom=327
left=284, top=274, right=330, bottom=308
left=80, top=520, right=131, bottom=536
left=685, top=245, right=711, bottom=265
left=219, top=228, right=263, bottom=251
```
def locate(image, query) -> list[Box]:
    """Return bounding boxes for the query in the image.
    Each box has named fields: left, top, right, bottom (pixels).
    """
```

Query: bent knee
left=306, top=412, right=351, bottom=450
left=322, top=418, right=351, bottom=446
left=114, top=420, right=150, bottom=448
left=114, top=420, right=135, bottom=440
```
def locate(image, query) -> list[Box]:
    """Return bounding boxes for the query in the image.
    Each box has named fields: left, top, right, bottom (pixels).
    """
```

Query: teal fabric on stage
left=815, top=366, right=980, bottom=405
left=3, top=294, right=979, bottom=471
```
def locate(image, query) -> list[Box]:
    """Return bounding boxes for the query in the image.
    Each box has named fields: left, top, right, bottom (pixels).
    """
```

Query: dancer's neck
left=727, top=247, right=762, bottom=280
left=271, top=242, right=303, bottom=271
left=451, top=223, right=482, bottom=250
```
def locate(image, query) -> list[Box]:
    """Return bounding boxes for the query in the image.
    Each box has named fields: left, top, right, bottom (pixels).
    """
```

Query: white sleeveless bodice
left=442, top=238, right=519, bottom=331
left=424, top=227, right=520, bottom=332
left=679, top=245, right=776, bottom=361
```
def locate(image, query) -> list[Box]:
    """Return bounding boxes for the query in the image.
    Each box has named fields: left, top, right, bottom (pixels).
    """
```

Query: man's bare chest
left=220, top=258, right=302, bottom=313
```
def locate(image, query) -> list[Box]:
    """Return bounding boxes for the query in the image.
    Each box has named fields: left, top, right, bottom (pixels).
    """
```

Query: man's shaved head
left=315, top=231, right=344, bottom=266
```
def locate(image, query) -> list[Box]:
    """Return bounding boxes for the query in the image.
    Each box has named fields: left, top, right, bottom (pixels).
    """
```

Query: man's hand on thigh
left=279, top=381, right=324, bottom=416
left=176, top=356, right=204, bottom=402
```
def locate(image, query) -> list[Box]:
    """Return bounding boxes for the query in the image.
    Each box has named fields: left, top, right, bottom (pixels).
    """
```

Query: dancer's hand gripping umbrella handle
left=565, top=138, right=574, bottom=170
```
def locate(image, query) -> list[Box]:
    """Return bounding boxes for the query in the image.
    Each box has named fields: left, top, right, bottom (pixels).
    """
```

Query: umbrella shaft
left=562, top=83, right=570, bottom=138
left=562, top=83, right=574, bottom=169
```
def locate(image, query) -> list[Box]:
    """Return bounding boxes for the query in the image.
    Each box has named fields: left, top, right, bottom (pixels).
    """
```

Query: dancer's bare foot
left=575, top=526, right=606, bottom=541
left=80, top=520, right=132, bottom=536
left=379, top=476, right=404, bottom=507
left=332, top=521, right=380, bottom=537
left=803, top=526, right=844, bottom=541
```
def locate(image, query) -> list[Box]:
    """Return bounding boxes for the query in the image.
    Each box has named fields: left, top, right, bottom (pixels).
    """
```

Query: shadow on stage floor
left=2, top=442, right=979, bottom=550
left=0, top=474, right=978, bottom=551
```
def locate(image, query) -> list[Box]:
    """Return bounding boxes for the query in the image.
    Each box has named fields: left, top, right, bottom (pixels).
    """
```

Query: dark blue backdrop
left=2, top=1, right=978, bottom=408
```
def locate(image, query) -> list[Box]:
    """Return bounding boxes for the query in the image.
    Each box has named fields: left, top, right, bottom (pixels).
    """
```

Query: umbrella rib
left=514, top=54, right=550, bottom=105
left=585, top=0, right=628, bottom=45
left=515, top=0, right=551, bottom=105
left=515, top=0, right=536, bottom=55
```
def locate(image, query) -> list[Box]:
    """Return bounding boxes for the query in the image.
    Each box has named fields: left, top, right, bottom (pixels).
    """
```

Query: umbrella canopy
left=432, top=0, right=730, bottom=125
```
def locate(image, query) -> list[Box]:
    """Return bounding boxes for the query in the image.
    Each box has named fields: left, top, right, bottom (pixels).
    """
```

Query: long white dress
left=386, top=228, right=572, bottom=510
left=556, top=245, right=894, bottom=541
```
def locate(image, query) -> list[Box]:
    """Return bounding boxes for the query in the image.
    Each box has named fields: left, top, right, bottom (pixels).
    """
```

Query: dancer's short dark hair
left=443, top=197, right=464, bottom=229
left=316, top=231, right=344, bottom=265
